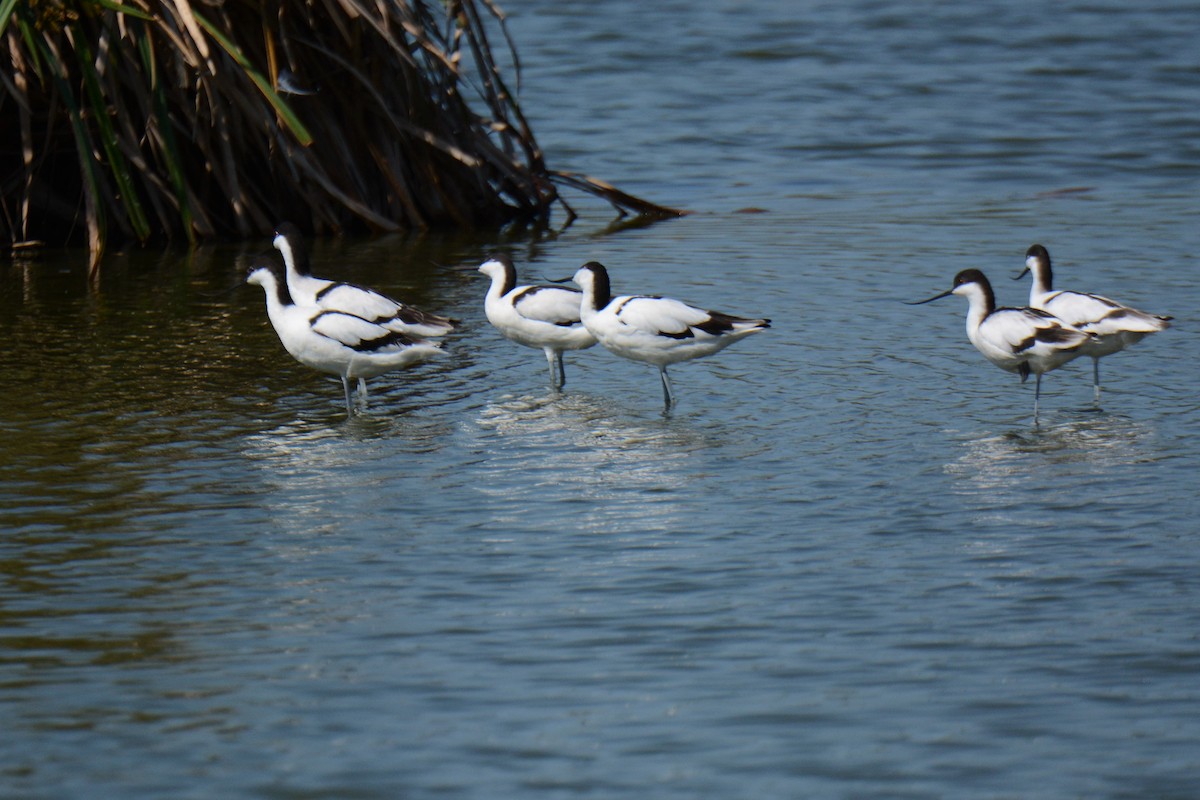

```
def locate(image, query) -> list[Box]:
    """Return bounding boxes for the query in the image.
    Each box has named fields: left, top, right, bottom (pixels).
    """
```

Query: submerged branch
left=550, top=171, right=689, bottom=220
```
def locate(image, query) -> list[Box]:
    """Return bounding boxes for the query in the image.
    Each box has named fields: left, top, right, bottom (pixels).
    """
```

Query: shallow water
left=3, top=1, right=1200, bottom=797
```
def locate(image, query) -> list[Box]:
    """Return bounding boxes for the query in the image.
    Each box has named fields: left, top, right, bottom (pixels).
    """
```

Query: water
left=3, top=1, right=1199, bottom=797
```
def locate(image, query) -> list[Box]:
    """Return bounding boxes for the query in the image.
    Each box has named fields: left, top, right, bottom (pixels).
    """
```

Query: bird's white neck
left=1026, top=256, right=1054, bottom=303
left=483, top=262, right=516, bottom=300
left=576, top=267, right=612, bottom=314
left=276, top=238, right=300, bottom=284
left=957, top=283, right=993, bottom=337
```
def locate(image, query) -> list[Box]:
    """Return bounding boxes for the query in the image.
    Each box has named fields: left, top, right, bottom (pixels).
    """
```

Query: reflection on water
left=472, top=391, right=718, bottom=535
left=240, top=412, right=459, bottom=538
left=947, top=414, right=1158, bottom=493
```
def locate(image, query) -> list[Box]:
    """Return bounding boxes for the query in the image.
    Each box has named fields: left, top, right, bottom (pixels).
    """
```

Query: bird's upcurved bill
left=905, top=289, right=953, bottom=305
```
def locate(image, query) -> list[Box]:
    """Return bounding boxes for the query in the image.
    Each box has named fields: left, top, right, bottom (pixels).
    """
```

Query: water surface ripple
left=3, top=1, right=1199, bottom=798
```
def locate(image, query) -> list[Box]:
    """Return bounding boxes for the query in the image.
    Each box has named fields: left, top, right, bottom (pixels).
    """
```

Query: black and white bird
left=567, top=261, right=770, bottom=410
left=478, top=255, right=597, bottom=389
left=910, top=268, right=1095, bottom=419
left=246, top=257, right=443, bottom=415
left=272, top=221, right=455, bottom=338
left=1016, top=244, right=1171, bottom=404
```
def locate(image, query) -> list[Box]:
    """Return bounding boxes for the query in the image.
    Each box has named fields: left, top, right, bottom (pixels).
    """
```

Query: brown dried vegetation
left=0, top=0, right=682, bottom=274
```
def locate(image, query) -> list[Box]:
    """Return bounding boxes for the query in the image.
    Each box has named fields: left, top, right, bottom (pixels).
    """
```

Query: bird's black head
left=578, top=261, right=611, bottom=308
left=953, top=268, right=988, bottom=289
left=1019, top=243, right=1053, bottom=288
left=273, top=221, right=301, bottom=240
left=479, top=254, right=517, bottom=295
left=246, top=255, right=293, bottom=305
left=907, top=268, right=992, bottom=309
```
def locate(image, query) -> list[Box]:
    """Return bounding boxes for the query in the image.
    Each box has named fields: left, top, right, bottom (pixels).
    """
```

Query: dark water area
left=3, top=1, right=1199, bottom=798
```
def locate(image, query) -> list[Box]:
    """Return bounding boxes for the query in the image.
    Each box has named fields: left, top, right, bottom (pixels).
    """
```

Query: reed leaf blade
left=74, top=26, right=153, bottom=241
left=0, top=0, right=18, bottom=39
left=36, top=32, right=106, bottom=267
left=91, top=0, right=155, bottom=22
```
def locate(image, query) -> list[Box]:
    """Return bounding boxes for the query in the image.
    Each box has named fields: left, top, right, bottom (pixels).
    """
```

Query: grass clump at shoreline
left=0, top=0, right=681, bottom=273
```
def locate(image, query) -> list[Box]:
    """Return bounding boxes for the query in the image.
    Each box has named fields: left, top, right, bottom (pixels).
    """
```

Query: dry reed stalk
left=0, top=0, right=684, bottom=276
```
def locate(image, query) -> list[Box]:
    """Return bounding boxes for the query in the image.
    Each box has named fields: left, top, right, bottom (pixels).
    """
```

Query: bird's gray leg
left=660, top=366, right=675, bottom=411
left=1092, top=356, right=1101, bottom=406
left=544, top=348, right=561, bottom=390
left=358, top=377, right=369, bottom=409
left=341, top=376, right=354, bottom=416
left=557, top=351, right=567, bottom=389
left=1034, top=373, right=1042, bottom=424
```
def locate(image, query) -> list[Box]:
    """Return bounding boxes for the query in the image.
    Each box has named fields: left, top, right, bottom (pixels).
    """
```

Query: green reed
left=1, top=0, right=681, bottom=275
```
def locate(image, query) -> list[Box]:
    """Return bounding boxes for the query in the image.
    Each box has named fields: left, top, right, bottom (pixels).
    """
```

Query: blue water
left=2, top=1, right=1199, bottom=797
